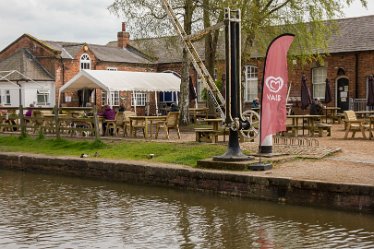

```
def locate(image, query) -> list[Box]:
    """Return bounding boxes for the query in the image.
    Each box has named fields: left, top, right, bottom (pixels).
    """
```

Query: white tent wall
left=60, top=70, right=181, bottom=93
left=59, top=70, right=181, bottom=114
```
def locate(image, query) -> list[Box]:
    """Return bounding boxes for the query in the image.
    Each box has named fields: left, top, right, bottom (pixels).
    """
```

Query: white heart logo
left=265, top=76, right=284, bottom=93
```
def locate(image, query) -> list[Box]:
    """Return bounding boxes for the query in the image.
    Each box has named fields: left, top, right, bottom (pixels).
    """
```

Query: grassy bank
left=0, top=135, right=229, bottom=166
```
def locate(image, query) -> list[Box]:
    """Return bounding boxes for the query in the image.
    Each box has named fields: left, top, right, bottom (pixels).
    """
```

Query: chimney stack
left=118, top=22, right=130, bottom=48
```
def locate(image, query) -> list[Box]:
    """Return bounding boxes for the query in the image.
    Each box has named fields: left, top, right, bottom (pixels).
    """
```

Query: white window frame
left=243, top=65, right=258, bottom=102
left=159, top=92, right=177, bottom=103
left=312, top=67, right=327, bottom=100
left=37, top=89, right=50, bottom=105
left=80, top=53, right=91, bottom=70
left=131, top=92, right=147, bottom=106
left=106, top=67, right=117, bottom=71
left=0, top=90, right=11, bottom=105
left=102, top=91, right=120, bottom=106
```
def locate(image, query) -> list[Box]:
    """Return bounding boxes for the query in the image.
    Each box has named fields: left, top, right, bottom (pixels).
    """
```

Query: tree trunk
left=179, top=0, right=193, bottom=125
left=180, top=49, right=190, bottom=125
left=203, top=2, right=223, bottom=116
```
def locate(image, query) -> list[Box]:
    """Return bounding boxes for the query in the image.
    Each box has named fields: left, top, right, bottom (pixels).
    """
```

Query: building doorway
left=336, top=77, right=349, bottom=111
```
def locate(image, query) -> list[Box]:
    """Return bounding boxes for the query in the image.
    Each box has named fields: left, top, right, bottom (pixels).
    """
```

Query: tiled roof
left=108, top=35, right=225, bottom=64
left=328, top=15, right=374, bottom=53
left=119, top=15, right=374, bottom=63
left=0, top=48, right=54, bottom=81
left=43, top=40, right=154, bottom=64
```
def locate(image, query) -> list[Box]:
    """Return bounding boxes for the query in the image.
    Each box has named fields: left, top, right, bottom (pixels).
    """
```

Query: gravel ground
left=173, top=123, right=374, bottom=186
left=76, top=122, right=374, bottom=186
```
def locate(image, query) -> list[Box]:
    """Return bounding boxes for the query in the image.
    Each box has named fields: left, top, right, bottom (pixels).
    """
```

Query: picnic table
left=323, top=106, right=341, bottom=123
left=189, top=107, right=208, bottom=122
left=195, top=118, right=226, bottom=143
left=129, top=115, right=167, bottom=138
left=286, top=115, right=326, bottom=137
left=368, top=115, right=374, bottom=140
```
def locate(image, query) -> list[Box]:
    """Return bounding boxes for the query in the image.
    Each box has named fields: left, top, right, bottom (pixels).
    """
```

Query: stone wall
left=0, top=152, right=372, bottom=213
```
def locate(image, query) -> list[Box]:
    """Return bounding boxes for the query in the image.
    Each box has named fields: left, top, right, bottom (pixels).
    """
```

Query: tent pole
left=176, top=91, right=179, bottom=105
left=133, top=90, right=137, bottom=114
left=155, top=91, right=158, bottom=116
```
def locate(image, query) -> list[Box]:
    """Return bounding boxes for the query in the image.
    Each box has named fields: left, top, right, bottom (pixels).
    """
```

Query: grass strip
left=0, top=135, right=228, bottom=167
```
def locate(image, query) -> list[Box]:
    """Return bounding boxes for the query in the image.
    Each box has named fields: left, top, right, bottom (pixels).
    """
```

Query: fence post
left=93, top=106, right=99, bottom=140
left=19, top=105, right=26, bottom=137
left=54, top=105, right=60, bottom=139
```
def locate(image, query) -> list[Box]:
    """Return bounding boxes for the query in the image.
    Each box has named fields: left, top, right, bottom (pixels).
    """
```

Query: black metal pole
left=214, top=9, right=252, bottom=162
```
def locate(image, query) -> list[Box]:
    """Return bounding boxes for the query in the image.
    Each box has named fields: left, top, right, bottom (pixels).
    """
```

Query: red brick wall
left=159, top=51, right=373, bottom=114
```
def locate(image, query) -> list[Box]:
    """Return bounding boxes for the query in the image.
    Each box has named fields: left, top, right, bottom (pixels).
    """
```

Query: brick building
left=0, top=23, right=158, bottom=114
left=1, top=15, right=374, bottom=114
left=128, top=15, right=374, bottom=113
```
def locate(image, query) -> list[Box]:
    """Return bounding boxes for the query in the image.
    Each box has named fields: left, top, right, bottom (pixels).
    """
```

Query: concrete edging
left=0, top=152, right=373, bottom=213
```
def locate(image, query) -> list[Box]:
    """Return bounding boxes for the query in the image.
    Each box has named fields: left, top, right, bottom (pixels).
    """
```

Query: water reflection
left=0, top=169, right=373, bottom=249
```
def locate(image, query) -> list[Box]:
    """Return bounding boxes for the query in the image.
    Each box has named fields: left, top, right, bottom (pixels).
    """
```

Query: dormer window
left=80, top=54, right=91, bottom=70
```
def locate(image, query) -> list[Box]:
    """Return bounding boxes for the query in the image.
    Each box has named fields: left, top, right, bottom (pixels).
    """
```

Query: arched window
left=80, top=54, right=91, bottom=70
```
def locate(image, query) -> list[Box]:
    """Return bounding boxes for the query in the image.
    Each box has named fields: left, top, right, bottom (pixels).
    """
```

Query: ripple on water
left=0, top=170, right=373, bottom=249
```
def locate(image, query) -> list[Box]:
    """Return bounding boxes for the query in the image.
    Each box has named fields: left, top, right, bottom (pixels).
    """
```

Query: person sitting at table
left=170, top=103, right=179, bottom=112
left=100, top=105, right=116, bottom=135
left=310, top=98, right=324, bottom=115
left=25, top=104, right=34, bottom=117
left=251, top=98, right=260, bottom=109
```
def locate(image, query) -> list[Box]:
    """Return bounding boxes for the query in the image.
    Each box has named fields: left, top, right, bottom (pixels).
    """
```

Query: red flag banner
left=260, top=34, right=295, bottom=145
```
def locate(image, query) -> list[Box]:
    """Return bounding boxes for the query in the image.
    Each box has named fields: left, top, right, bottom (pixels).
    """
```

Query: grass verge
left=0, top=135, right=228, bottom=167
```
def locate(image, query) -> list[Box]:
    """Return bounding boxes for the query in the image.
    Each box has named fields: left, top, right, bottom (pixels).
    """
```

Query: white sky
left=0, top=0, right=373, bottom=51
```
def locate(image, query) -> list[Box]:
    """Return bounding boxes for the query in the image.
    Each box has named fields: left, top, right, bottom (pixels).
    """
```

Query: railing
left=0, top=106, right=100, bottom=139
left=349, top=98, right=373, bottom=111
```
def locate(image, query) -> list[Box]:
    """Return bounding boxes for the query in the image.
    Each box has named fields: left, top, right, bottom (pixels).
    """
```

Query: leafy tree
left=109, top=0, right=367, bottom=121
left=110, top=0, right=199, bottom=124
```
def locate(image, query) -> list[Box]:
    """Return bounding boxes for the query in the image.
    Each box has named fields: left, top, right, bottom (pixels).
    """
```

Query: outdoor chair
left=123, top=111, right=137, bottom=137
left=131, top=119, right=146, bottom=138
left=115, top=112, right=126, bottom=136
left=343, top=110, right=369, bottom=139
left=155, top=111, right=181, bottom=139
left=103, top=115, right=117, bottom=136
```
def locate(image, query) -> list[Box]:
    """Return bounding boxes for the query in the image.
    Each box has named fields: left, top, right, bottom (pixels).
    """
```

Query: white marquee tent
left=59, top=70, right=181, bottom=113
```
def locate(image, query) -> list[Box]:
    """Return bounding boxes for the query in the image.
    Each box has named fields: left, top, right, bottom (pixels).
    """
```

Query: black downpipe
left=355, top=53, right=359, bottom=98
left=60, top=57, right=65, bottom=107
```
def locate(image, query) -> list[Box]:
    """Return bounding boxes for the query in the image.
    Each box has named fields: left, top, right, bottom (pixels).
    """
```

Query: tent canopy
left=59, top=69, right=181, bottom=93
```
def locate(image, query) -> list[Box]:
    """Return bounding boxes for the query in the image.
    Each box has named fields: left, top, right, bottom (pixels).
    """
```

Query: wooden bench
left=195, top=127, right=226, bottom=143
left=284, top=124, right=304, bottom=136
left=315, top=123, right=332, bottom=137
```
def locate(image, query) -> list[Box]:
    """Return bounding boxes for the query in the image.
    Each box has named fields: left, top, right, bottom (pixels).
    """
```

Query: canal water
left=0, top=169, right=373, bottom=249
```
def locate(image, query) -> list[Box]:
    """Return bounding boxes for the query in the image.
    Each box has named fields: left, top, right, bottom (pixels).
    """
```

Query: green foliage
left=0, top=136, right=226, bottom=167
left=110, top=0, right=367, bottom=67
